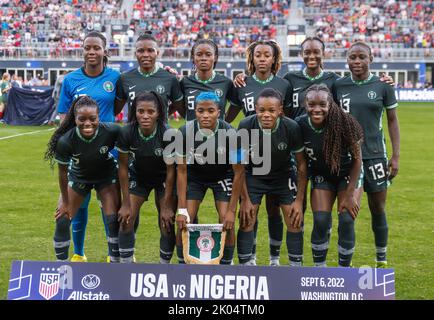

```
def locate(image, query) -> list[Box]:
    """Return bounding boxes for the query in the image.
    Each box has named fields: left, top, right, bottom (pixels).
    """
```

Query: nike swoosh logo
left=77, top=87, right=86, bottom=92
left=72, top=153, right=81, bottom=157
left=246, top=92, right=254, bottom=96
left=342, top=93, right=350, bottom=97
left=294, top=87, right=301, bottom=91
left=130, top=147, right=139, bottom=151
left=189, top=90, right=198, bottom=94
left=129, top=85, right=136, bottom=90
left=376, top=181, right=385, bottom=186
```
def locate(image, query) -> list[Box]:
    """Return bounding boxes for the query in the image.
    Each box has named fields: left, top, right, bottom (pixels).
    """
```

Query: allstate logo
left=81, top=274, right=100, bottom=290
left=197, top=235, right=215, bottom=252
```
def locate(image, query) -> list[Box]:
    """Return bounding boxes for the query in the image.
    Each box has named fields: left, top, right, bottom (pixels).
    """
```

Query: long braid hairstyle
left=190, top=39, right=219, bottom=73
left=83, top=31, right=109, bottom=67
left=305, top=84, right=364, bottom=174
left=246, top=40, right=282, bottom=76
left=128, top=91, right=166, bottom=132
left=45, top=96, right=100, bottom=168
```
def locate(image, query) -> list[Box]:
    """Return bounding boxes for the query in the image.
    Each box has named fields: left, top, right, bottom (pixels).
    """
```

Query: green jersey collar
left=196, top=119, right=219, bottom=138
left=138, top=65, right=160, bottom=78
left=303, top=68, right=324, bottom=81
left=253, top=73, right=274, bottom=84
left=76, top=127, right=99, bottom=143
left=351, top=72, right=373, bottom=85
left=259, top=117, right=280, bottom=134
left=308, top=117, right=324, bottom=134
left=195, top=70, right=216, bottom=84
left=138, top=126, right=157, bottom=141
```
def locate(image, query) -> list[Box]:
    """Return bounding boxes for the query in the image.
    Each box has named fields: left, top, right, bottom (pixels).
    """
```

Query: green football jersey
left=116, top=123, right=171, bottom=185
left=232, top=75, right=292, bottom=117
left=296, top=114, right=352, bottom=179
left=284, top=69, right=340, bottom=119
left=116, top=66, right=183, bottom=119
left=333, top=73, right=398, bottom=160
left=178, top=119, right=236, bottom=182
left=55, top=123, right=120, bottom=183
left=238, top=115, right=304, bottom=179
left=180, top=72, right=237, bottom=121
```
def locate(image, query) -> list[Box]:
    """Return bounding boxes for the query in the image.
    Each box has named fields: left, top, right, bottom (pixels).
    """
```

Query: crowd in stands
left=305, top=0, right=433, bottom=56
left=0, top=0, right=432, bottom=59
left=0, top=0, right=125, bottom=57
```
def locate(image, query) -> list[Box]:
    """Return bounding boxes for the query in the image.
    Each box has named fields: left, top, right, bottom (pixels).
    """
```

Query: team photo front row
left=45, top=84, right=397, bottom=269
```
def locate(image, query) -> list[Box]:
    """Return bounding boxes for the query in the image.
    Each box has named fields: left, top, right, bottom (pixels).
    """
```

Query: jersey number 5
left=187, top=95, right=195, bottom=110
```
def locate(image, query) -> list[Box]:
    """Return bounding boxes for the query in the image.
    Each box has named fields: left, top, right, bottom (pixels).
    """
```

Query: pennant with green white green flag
left=182, top=224, right=226, bottom=264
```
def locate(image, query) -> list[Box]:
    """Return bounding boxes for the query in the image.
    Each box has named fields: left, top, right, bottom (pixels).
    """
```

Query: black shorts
left=361, top=158, right=390, bottom=193
left=68, top=177, right=117, bottom=197
left=246, top=174, right=296, bottom=205
left=187, top=174, right=233, bottom=202
left=310, top=174, right=353, bottom=193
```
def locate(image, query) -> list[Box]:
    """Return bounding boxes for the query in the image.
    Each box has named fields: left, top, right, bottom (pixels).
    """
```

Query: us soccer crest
left=39, top=272, right=60, bottom=300
left=182, top=224, right=226, bottom=264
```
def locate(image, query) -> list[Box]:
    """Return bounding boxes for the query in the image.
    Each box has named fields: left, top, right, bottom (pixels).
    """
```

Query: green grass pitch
left=0, top=102, right=432, bottom=299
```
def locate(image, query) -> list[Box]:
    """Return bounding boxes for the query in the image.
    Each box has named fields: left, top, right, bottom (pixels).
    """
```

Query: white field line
left=0, top=128, right=55, bottom=140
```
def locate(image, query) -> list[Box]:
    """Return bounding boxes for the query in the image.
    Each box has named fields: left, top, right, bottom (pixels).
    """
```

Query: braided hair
left=44, top=96, right=99, bottom=168
left=246, top=40, right=282, bottom=76
left=190, top=39, right=219, bottom=72
left=305, top=84, right=364, bottom=174
left=136, top=31, right=158, bottom=44
left=84, top=31, right=109, bottom=67
left=128, top=91, right=166, bottom=128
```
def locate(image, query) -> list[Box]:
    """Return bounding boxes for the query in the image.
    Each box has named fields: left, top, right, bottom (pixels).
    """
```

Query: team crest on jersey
left=154, top=148, right=163, bottom=156
left=278, top=142, right=287, bottom=150
left=368, top=91, right=377, bottom=100
left=197, top=234, right=215, bottom=252
left=100, top=146, right=108, bottom=154
left=315, top=175, right=324, bottom=184
left=156, top=85, right=165, bottom=94
left=39, top=272, right=60, bottom=300
left=215, top=89, right=223, bottom=97
left=103, top=81, right=114, bottom=93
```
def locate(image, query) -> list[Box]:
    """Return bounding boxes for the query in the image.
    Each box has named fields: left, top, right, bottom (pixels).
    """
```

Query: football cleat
left=376, top=261, right=388, bottom=268
left=71, top=254, right=88, bottom=262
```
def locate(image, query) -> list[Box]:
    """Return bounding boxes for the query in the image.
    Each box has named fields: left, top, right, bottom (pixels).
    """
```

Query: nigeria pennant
left=182, top=224, right=226, bottom=264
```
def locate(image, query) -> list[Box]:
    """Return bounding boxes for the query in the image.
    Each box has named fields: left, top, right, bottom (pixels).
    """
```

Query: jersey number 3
left=340, top=98, right=350, bottom=113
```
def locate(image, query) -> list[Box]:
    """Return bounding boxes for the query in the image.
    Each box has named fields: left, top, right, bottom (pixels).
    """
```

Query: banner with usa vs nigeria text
left=8, top=260, right=394, bottom=300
